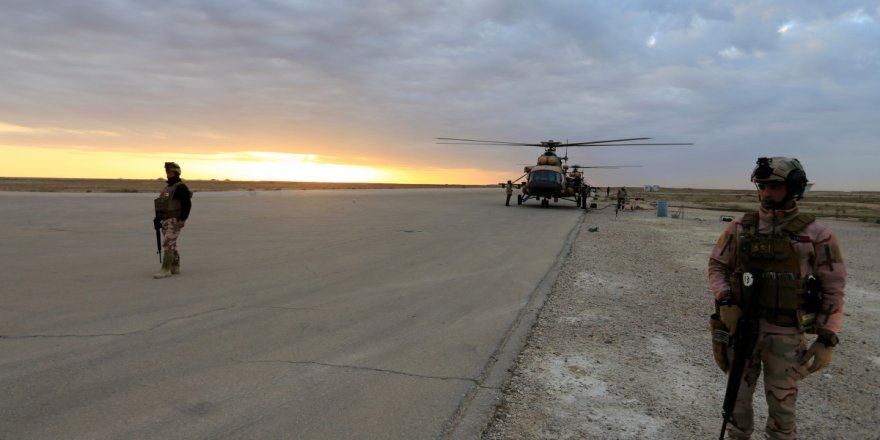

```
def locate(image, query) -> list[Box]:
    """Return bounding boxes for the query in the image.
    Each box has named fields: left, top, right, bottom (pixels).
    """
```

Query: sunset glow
left=1, top=145, right=500, bottom=184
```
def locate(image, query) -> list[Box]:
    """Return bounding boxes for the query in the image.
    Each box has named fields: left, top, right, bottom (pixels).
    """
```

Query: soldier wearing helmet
left=708, top=157, right=846, bottom=439
left=505, top=180, right=514, bottom=206
left=153, top=162, right=193, bottom=279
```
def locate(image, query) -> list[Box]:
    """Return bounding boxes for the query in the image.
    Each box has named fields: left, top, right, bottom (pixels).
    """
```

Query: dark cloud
left=1, top=0, right=878, bottom=188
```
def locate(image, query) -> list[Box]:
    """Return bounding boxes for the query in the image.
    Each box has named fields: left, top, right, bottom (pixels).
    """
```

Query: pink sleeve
left=708, top=220, right=740, bottom=300
left=808, top=223, right=847, bottom=335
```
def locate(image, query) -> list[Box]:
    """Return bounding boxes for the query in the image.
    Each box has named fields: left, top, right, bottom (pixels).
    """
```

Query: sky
left=1, top=1, right=878, bottom=190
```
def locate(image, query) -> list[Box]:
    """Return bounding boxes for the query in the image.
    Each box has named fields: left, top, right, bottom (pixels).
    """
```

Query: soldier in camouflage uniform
left=505, top=180, right=513, bottom=206
left=153, top=162, right=192, bottom=279
left=708, top=157, right=846, bottom=439
left=616, top=187, right=627, bottom=210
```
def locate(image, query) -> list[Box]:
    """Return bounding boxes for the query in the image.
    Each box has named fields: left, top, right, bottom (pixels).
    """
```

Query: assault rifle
left=718, top=270, right=761, bottom=440
left=153, top=218, right=162, bottom=263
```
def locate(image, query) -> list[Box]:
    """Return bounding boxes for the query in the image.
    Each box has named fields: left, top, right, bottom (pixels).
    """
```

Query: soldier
left=616, top=187, right=627, bottom=210
left=153, top=162, right=192, bottom=279
left=708, top=157, right=846, bottom=439
left=505, top=180, right=513, bottom=206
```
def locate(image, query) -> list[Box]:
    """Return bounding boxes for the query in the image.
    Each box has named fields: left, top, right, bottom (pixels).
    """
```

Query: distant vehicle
left=437, top=137, right=692, bottom=208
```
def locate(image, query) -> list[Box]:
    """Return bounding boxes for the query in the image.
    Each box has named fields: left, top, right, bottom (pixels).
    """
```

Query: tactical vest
left=730, top=212, right=816, bottom=329
left=154, top=182, right=185, bottom=220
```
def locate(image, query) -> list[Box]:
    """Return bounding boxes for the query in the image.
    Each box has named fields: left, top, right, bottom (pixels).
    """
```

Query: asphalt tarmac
left=0, top=188, right=584, bottom=440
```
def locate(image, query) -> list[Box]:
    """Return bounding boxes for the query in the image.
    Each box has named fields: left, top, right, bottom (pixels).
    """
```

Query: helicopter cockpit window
left=532, top=170, right=561, bottom=184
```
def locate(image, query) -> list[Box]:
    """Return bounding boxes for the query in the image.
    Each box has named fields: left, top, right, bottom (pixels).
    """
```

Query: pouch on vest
left=154, top=182, right=183, bottom=220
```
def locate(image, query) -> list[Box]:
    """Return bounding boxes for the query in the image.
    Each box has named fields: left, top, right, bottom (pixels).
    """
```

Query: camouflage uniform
left=505, top=182, right=513, bottom=206
left=709, top=205, right=846, bottom=439
left=154, top=164, right=192, bottom=278
left=616, top=187, right=627, bottom=210
left=160, top=218, right=183, bottom=255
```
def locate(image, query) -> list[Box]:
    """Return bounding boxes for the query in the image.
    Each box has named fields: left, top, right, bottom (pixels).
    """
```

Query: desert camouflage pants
left=726, top=332, right=807, bottom=440
left=160, top=218, right=183, bottom=252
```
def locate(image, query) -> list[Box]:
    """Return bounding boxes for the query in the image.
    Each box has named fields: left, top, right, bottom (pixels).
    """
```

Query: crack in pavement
left=257, top=306, right=330, bottom=312
left=0, top=305, right=237, bottom=339
left=242, top=358, right=482, bottom=385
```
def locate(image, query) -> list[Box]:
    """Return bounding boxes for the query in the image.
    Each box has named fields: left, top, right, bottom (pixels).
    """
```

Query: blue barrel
left=657, top=199, right=668, bottom=217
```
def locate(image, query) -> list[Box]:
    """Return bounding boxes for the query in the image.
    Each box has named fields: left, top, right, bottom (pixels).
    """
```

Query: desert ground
left=483, top=197, right=880, bottom=440
left=2, top=179, right=878, bottom=439
left=2, top=177, right=877, bottom=224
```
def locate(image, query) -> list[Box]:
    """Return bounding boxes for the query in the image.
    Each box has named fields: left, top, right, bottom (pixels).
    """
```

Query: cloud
left=0, top=0, right=878, bottom=188
left=0, top=122, right=42, bottom=134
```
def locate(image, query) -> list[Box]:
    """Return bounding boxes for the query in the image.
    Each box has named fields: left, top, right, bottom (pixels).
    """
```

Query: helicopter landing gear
left=576, top=196, right=581, bottom=207
left=517, top=194, right=522, bottom=205
left=541, top=199, right=549, bottom=208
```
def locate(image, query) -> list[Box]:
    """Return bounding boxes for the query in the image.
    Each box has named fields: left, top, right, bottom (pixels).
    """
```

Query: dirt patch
left=483, top=200, right=880, bottom=439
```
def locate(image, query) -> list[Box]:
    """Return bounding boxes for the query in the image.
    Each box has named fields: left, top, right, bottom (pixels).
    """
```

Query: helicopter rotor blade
left=564, top=142, right=693, bottom=147
left=569, top=165, right=643, bottom=169
left=436, top=137, right=542, bottom=146
left=436, top=142, right=543, bottom=146
left=560, top=137, right=651, bottom=146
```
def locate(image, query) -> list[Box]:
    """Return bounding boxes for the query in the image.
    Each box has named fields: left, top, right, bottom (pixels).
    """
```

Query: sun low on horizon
left=0, top=144, right=502, bottom=185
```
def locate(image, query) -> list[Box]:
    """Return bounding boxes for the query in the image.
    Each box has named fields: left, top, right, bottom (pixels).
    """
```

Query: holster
left=710, top=313, right=731, bottom=373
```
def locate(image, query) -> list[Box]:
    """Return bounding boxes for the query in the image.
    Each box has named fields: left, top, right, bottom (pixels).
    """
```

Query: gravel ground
left=482, top=202, right=880, bottom=440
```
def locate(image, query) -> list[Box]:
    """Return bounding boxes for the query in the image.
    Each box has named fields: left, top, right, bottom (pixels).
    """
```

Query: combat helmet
left=750, top=156, right=808, bottom=200
left=164, top=162, right=182, bottom=175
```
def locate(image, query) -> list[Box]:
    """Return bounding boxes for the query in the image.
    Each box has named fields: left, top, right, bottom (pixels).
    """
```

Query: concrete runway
left=0, top=188, right=583, bottom=439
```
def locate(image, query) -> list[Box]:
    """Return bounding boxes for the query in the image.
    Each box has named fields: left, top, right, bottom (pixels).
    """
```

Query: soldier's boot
left=171, top=250, right=180, bottom=275
left=154, top=250, right=174, bottom=279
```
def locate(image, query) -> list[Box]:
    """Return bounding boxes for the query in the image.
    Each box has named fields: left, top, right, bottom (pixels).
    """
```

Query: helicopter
left=562, top=163, right=642, bottom=209
left=437, top=137, right=692, bottom=208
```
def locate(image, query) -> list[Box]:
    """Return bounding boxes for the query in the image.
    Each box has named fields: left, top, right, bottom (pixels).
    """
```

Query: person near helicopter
left=708, top=157, right=846, bottom=439
left=616, top=187, right=628, bottom=210
left=505, top=180, right=514, bottom=206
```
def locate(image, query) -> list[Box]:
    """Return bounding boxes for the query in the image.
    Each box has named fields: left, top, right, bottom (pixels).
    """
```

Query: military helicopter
left=437, top=137, right=692, bottom=208
left=564, top=163, right=642, bottom=208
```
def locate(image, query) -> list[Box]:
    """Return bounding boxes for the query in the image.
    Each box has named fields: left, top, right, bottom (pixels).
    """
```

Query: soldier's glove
left=801, top=340, right=834, bottom=373
left=718, top=305, right=742, bottom=336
